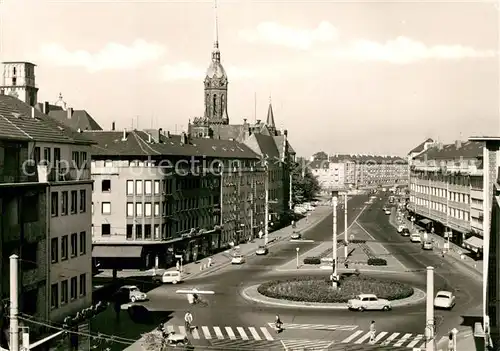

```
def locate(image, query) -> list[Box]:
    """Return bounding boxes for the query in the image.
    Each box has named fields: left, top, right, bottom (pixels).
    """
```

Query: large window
left=154, top=202, right=160, bottom=216
left=61, top=192, right=68, bottom=215
left=80, top=190, right=86, bottom=212
left=61, top=280, right=68, bottom=305
left=70, top=191, right=77, bottom=214
left=51, top=238, right=58, bottom=263
left=79, top=231, right=86, bottom=255
left=144, top=203, right=152, bottom=217
left=51, top=283, right=58, bottom=309
left=61, top=235, right=68, bottom=261
left=154, top=180, right=160, bottom=194
left=136, top=203, right=143, bottom=216
left=79, top=274, right=86, bottom=296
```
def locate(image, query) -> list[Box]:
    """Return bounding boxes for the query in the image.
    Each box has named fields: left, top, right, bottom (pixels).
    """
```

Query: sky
left=1, top=0, right=499, bottom=157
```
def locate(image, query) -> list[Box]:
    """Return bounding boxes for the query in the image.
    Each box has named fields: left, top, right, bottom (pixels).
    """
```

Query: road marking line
left=380, top=332, right=400, bottom=345
left=225, top=327, right=236, bottom=340
left=213, top=326, right=224, bottom=339
left=354, top=331, right=372, bottom=344
left=373, top=331, right=388, bottom=343
left=191, top=326, right=200, bottom=339
left=166, top=325, right=175, bottom=333
left=201, top=326, right=212, bottom=339
left=393, top=333, right=412, bottom=346
left=260, top=327, right=274, bottom=341
left=342, top=330, right=364, bottom=343
left=407, top=334, right=424, bottom=348
left=237, top=327, right=249, bottom=340
left=280, top=340, right=288, bottom=351
left=290, top=239, right=315, bottom=243
left=248, top=327, right=261, bottom=340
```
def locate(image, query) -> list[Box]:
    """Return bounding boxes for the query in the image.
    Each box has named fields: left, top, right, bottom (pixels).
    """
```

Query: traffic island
left=241, top=275, right=425, bottom=309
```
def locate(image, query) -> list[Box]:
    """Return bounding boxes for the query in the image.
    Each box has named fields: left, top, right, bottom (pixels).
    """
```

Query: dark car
left=401, top=228, right=410, bottom=237
left=291, top=231, right=302, bottom=240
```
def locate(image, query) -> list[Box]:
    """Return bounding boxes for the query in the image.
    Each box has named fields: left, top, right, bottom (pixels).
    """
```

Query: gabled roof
left=408, top=138, right=434, bottom=155
left=0, top=95, right=94, bottom=144
left=85, top=130, right=260, bottom=159
left=253, top=133, right=281, bottom=161
left=48, top=109, right=103, bottom=131
left=414, top=141, right=483, bottom=161
left=273, top=135, right=296, bottom=160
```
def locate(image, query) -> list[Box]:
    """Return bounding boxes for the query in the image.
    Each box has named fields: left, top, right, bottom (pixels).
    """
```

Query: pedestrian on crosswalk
left=184, top=311, right=194, bottom=333
left=369, top=321, right=376, bottom=344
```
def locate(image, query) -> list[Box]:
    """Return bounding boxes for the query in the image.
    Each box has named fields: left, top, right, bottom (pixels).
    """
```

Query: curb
left=241, top=284, right=426, bottom=310
left=187, top=207, right=332, bottom=280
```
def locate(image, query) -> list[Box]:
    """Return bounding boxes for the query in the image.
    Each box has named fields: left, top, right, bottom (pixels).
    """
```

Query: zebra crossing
left=268, top=323, right=358, bottom=332
left=164, top=324, right=275, bottom=341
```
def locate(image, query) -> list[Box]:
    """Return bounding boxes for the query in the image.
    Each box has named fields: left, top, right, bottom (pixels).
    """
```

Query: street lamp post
left=296, top=247, right=300, bottom=269
left=425, top=266, right=435, bottom=351
left=344, top=193, right=348, bottom=259
left=332, top=193, right=338, bottom=289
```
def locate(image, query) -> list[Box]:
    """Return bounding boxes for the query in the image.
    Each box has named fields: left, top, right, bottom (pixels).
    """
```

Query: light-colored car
left=231, top=255, right=245, bottom=264
left=434, top=291, right=456, bottom=309
left=397, top=225, right=406, bottom=233
left=153, top=270, right=182, bottom=284
left=410, top=233, right=421, bottom=243
left=347, top=294, right=391, bottom=311
left=117, top=285, right=147, bottom=302
left=256, top=246, right=269, bottom=255
left=384, top=209, right=391, bottom=215
left=422, top=241, right=433, bottom=250
left=291, top=231, right=302, bottom=240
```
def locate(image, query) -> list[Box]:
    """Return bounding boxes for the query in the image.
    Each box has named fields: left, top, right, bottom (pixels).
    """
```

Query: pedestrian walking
left=184, top=311, right=194, bottom=333
left=369, top=320, right=376, bottom=343
left=176, top=261, right=180, bottom=271
left=448, top=332, right=454, bottom=350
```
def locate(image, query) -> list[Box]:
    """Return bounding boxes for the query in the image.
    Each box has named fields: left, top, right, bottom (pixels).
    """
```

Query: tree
left=291, top=159, right=320, bottom=204
left=312, top=151, right=328, bottom=161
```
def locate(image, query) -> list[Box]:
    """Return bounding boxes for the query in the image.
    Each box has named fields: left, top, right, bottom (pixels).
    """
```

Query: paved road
left=126, top=191, right=481, bottom=350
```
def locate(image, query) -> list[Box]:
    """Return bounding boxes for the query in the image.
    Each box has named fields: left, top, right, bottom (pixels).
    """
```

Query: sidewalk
left=389, top=210, right=483, bottom=279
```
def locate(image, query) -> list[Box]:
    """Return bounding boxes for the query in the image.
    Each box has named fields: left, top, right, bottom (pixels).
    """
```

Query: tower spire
left=211, top=0, right=221, bottom=62
left=214, top=0, right=219, bottom=49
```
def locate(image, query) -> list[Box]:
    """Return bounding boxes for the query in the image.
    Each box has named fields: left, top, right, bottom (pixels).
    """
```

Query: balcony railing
left=44, top=166, right=91, bottom=182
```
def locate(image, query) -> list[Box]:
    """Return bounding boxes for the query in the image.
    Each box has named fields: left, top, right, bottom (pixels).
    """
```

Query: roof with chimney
left=0, top=95, right=94, bottom=144
left=408, top=138, right=434, bottom=155
left=414, top=141, right=483, bottom=161
left=85, top=130, right=260, bottom=159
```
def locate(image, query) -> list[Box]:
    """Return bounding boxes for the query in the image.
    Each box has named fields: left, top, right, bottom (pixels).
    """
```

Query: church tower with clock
left=203, top=1, right=229, bottom=125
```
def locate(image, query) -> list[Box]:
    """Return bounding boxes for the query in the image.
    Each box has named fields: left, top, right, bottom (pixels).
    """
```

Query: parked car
left=384, top=209, right=391, bottom=215
left=291, top=231, right=302, bottom=240
left=231, top=255, right=245, bottom=264
left=410, top=233, right=422, bottom=243
left=256, top=246, right=269, bottom=255
left=153, top=270, right=182, bottom=284
left=347, top=294, right=391, bottom=311
left=115, top=285, right=148, bottom=303
left=401, top=228, right=410, bottom=237
left=434, top=291, right=456, bottom=309
left=397, top=225, right=406, bottom=233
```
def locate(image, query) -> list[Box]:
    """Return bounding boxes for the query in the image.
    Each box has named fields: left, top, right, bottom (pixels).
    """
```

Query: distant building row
left=309, top=154, right=408, bottom=190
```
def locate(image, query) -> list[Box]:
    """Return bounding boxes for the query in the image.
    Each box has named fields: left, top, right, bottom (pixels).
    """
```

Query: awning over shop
left=419, top=219, right=432, bottom=225
left=464, top=236, right=484, bottom=252
left=92, top=245, right=143, bottom=258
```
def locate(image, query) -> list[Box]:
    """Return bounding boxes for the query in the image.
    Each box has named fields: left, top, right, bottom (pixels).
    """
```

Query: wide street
left=131, top=191, right=482, bottom=350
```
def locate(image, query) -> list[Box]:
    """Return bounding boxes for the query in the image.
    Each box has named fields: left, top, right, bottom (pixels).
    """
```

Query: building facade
left=87, top=129, right=261, bottom=269
left=309, top=160, right=346, bottom=191
left=407, top=140, right=484, bottom=250
left=0, top=94, right=93, bottom=342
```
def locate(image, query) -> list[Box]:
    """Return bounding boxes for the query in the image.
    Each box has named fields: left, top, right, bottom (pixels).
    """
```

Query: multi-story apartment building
left=309, top=154, right=407, bottom=189
left=87, top=129, right=261, bottom=269
left=309, top=160, right=346, bottom=191
left=408, top=140, right=484, bottom=249
left=0, top=94, right=93, bottom=343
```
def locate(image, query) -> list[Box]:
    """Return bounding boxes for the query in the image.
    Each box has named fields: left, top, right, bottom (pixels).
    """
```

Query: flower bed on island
left=257, top=275, right=413, bottom=303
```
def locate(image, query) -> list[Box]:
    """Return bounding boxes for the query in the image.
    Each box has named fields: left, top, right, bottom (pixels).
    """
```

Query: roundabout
left=241, top=274, right=426, bottom=310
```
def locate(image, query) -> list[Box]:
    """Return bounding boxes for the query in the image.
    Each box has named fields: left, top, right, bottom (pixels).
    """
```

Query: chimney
left=438, top=142, right=443, bottom=150
left=167, top=131, right=171, bottom=138
left=158, top=128, right=163, bottom=143
left=67, top=107, right=73, bottom=119
left=112, top=122, right=115, bottom=131
left=256, top=119, right=261, bottom=124
left=455, top=140, right=462, bottom=149
left=43, top=101, right=50, bottom=114
left=31, top=106, right=36, bottom=118
left=243, top=118, right=247, bottom=124
left=122, top=128, right=127, bottom=141
left=284, top=129, right=288, bottom=137
left=180, top=132, right=187, bottom=145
